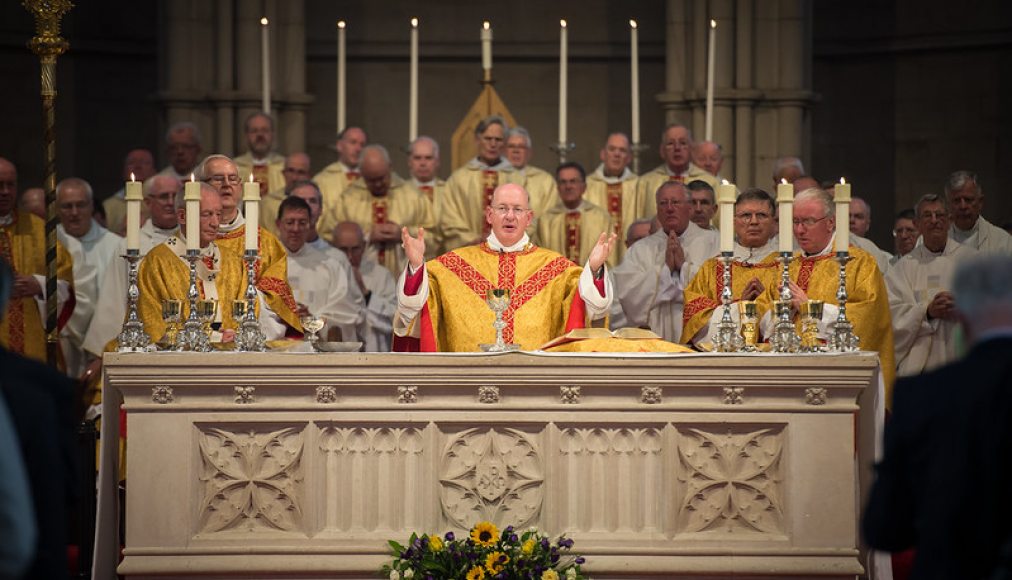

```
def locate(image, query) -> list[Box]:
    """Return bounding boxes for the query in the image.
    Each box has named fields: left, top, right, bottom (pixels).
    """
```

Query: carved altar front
left=95, top=351, right=882, bottom=579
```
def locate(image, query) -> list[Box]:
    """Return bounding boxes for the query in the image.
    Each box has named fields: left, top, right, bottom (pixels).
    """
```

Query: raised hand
left=588, top=232, right=618, bottom=271
left=402, top=226, right=426, bottom=270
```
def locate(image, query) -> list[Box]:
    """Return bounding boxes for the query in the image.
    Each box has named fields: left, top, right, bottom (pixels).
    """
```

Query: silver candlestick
left=116, top=249, right=150, bottom=351
left=549, top=141, right=576, bottom=164
left=828, top=251, right=860, bottom=351
left=235, top=250, right=267, bottom=352
left=175, top=249, right=212, bottom=352
left=770, top=251, right=801, bottom=352
left=712, top=253, right=743, bottom=352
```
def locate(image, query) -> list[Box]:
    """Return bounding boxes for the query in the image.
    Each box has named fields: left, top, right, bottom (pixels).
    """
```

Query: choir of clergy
left=5, top=113, right=1012, bottom=405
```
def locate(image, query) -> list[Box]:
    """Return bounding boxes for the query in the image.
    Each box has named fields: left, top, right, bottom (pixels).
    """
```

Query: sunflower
left=541, top=571, right=559, bottom=580
left=522, top=538, right=536, bottom=555
left=484, top=551, right=509, bottom=575
left=428, top=535, right=443, bottom=552
left=466, top=566, right=486, bottom=580
left=469, top=521, right=500, bottom=547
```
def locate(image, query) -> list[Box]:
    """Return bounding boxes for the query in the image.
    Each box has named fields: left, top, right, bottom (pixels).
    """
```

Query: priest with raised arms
left=394, top=183, right=616, bottom=352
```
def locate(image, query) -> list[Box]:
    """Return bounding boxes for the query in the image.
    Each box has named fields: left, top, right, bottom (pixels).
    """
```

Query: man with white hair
left=407, top=136, right=447, bottom=258
left=637, top=124, right=718, bottom=218
left=235, top=112, right=286, bottom=196
left=945, top=170, right=1012, bottom=255
left=199, top=154, right=302, bottom=332
left=849, top=196, right=893, bottom=273
left=442, top=115, right=516, bottom=250
left=55, top=177, right=120, bottom=375
left=772, top=156, right=805, bottom=186
left=585, top=132, right=641, bottom=264
left=886, top=194, right=978, bottom=376
left=505, top=127, right=558, bottom=218
left=158, top=121, right=203, bottom=180
left=321, top=144, right=434, bottom=276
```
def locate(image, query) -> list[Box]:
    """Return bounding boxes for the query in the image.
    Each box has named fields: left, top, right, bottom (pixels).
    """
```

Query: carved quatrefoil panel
left=675, top=424, right=785, bottom=536
left=196, top=425, right=305, bottom=535
left=439, top=428, right=544, bottom=530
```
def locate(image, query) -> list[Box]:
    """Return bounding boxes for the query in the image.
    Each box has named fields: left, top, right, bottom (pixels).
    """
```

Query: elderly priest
left=394, top=183, right=616, bottom=352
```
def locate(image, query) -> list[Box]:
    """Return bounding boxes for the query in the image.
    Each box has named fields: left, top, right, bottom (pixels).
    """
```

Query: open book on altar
left=539, top=327, right=662, bottom=350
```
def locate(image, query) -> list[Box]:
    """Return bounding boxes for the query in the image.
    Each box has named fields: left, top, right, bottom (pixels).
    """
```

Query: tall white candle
left=125, top=173, right=142, bottom=251
left=630, top=20, right=640, bottom=145
left=481, top=21, right=492, bottom=72
left=243, top=175, right=261, bottom=252
left=834, top=178, right=851, bottom=253
left=777, top=179, right=793, bottom=253
left=409, top=18, right=419, bottom=142
left=337, top=21, right=347, bottom=133
left=184, top=175, right=200, bottom=249
left=559, top=20, right=568, bottom=147
left=705, top=19, right=716, bottom=142
left=260, top=17, right=271, bottom=114
left=717, top=179, right=735, bottom=253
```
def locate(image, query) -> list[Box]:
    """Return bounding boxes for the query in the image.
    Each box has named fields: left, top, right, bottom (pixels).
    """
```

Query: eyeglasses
left=792, top=216, right=829, bottom=228
left=735, top=212, right=772, bottom=222
left=917, top=211, right=948, bottom=221
left=656, top=199, right=687, bottom=208
left=205, top=174, right=241, bottom=186
left=892, top=227, right=917, bottom=237
left=491, top=205, right=529, bottom=216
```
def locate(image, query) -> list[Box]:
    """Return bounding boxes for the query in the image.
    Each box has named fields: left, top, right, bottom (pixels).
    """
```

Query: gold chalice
left=161, top=299, right=182, bottom=348
left=196, top=299, right=217, bottom=338
left=800, top=300, right=824, bottom=351
left=738, top=300, right=759, bottom=351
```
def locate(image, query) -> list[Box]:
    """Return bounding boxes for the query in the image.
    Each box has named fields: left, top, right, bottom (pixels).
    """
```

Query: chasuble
left=585, top=165, right=641, bottom=264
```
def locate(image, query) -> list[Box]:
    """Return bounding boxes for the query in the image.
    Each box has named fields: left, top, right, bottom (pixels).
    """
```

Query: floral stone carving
left=234, top=385, right=255, bottom=404
left=316, top=386, right=338, bottom=404
left=398, top=385, right=418, bottom=404
left=151, top=385, right=174, bottom=404
left=196, top=425, right=305, bottom=534
left=478, top=385, right=500, bottom=404
left=560, top=385, right=581, bottom=404
left=439, top=428, right=544, bottom=530
left=675, top=425, right=785, bottom=536
left=805, top=387, right=828, bottom=405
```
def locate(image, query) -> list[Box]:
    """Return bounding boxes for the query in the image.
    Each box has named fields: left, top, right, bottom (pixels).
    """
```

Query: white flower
left=403, top=570, right=414, bottom=579
left=389, top=570, right=400, bottom=580
left=566, top=568, right=577, bottom=579
left=528, top=526, right=539, bottom=534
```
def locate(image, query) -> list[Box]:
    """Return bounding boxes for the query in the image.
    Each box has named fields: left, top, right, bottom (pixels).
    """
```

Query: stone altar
left=95, top=351, right=883, bottom=579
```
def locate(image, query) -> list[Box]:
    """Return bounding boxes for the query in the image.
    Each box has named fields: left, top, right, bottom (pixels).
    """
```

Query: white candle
left=559, top=19, right=568, bottom=148
left=243, top=175, right=261, bottom=252
left=777, top=178, right=793, bottom=253
left=717, top=180, right=735, bottom=253
left=630, top=20, right=640, bottom=145
left=184, top=175, right=200, bottom=249
left=481, top=21, right=492, bottom=72
left=337, top=20, right=347, bottom=133
left=409, top=18, right=419, bottom=142
left=260, top=17, right=270, bottom=114
left=705, top=19, right=716, bottom=142
left=835, top=178, right=851, bottom=253
left=125, top=173, right=142, bottom=251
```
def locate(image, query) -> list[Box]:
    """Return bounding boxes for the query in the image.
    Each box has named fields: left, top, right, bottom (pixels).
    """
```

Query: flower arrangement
left=382, top=521, right=587, bottom=580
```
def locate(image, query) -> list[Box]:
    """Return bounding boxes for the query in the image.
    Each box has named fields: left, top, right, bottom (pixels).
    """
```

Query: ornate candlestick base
left=235, top=250, right=267, bottom=352
left=770, top=252, right=801, bottom=353
left=549, top=141, right=576, bottom=164
left=828, top=252, right=860, bottom=352
left=175, top=250, right=212, bottom=352
left=712, top=254, right=743, bottom=352
left=117, top=249, right=150, bottom=351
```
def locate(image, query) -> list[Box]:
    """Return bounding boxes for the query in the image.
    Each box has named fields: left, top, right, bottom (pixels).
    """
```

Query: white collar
left=219, top=210, right=245, bottom=233
left=466, top=157, right=513, bottom=171
left=592, top=164, right=634, bottom=183
left=486, top=232, right=530, bottom=252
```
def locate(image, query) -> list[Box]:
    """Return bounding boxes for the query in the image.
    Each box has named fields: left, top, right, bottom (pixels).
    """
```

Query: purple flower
left=575, top=556, right=585, bottom=564
left=445, top=531, right=455, bottom=542
left=509, top=533, right=518, bottom=543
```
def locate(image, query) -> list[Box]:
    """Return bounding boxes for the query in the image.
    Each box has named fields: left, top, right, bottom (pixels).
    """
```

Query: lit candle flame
left=629, top=19, right=638, bottom=29
left=411, top=17, right=418, bottom=28
left=249, top=173, right=255, bottom=183
left=130, top=172, right=136, bottom=182
left=189, top=173, right=195, bottom=182
left=560, top=19, right=567, bottom=28
left=781, top=178, right=788, bottom=185
left=840, top=177, right=847, bottom=185
left=337, top=20, right=346, bottom=29
left=260, top=17, right=268, bottom=26
left=721, top=179, right=729, bottom=185
left=483, top=21, right=490, bottom=30
left=710, top=19, right=717, bottom=29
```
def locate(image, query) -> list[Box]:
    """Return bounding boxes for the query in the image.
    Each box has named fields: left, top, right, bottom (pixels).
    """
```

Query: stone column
left=657, top=0, right=815, bottom=187
left=277, top=0, right=312, bottom=154
left=159, top=0, right=216, bottom=164
left=212, top=0, right=235, bottom=155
